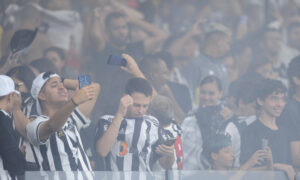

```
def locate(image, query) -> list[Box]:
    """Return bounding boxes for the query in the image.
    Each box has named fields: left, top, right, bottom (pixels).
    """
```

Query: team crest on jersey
left=119, top=141, right=128, bottom=156
left=57, top=129, right=65, bottom=137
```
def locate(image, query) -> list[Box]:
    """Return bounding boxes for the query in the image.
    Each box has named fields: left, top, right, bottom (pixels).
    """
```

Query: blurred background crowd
left=1, top=0, right=300, bottom=179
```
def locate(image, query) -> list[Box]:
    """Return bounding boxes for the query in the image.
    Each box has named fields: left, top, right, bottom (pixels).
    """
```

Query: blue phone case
left=107, top=55, right=127, bottom=66
left=78, top=75, right=91, bottom=89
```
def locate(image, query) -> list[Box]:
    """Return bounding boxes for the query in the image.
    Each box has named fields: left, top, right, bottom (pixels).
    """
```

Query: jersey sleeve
left=94, top=115, right=114, bottom=142
left=26, top=116, right=49, bottom=146
left=70, top=108, right=91, bottom=130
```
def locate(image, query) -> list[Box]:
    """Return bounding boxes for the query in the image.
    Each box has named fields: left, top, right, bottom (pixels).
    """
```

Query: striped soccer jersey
left=25, top=108, right=92, bottom=172
left=96, top=115, right=163, bottom=172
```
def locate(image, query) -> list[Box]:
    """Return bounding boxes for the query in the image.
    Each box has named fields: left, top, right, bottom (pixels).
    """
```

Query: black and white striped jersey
left=95, top=115, right=163, bottom=172
left=25, top=108, right=92, bottom=172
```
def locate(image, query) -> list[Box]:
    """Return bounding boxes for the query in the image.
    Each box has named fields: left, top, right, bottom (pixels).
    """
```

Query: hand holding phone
left=107, top=55, right=127, bottom=67
left=164, top=139, right=176, bottom=146
left=78, top=75, right=91, bottom=89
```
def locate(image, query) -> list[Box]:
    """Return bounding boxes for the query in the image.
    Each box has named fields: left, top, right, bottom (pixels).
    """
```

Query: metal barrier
left=0, top=170, right=296, bottom=180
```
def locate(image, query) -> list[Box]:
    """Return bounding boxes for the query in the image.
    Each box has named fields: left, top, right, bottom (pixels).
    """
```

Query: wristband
left=71, top=98, right=78, bottom=106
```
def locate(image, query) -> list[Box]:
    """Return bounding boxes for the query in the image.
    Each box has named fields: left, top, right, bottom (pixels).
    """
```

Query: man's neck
left=42, top=103, right=64, bottom=117
left=108, top=41, right=126, bottom=50
left=258, top=111, right=278, bottom=130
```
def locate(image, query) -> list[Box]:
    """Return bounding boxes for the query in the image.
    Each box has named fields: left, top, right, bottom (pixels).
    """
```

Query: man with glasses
left=13, top=71, right=100, bottom=174
left=240, top=79, right=295, bottom=180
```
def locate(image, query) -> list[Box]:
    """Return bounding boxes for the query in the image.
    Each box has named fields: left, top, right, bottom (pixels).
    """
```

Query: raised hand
left=120, top=53, right=144, bottom=78
left=72, top=83, right=98, bottom=105
left=12, top=92, right=22, bottom=111
left=117, top=94, right=133, bottom=117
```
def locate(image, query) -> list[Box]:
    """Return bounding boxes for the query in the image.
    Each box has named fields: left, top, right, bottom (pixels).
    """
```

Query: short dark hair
left=256, top=78, right=287, bottom=102
left=152, top=51, right=174, bottom=70
left=200, top=75, right=222, bottom=92
left=202, top=134, right=232, bottom=164
left=287, top=55, right=300, bottom=96
left=125, top=77, right=153, bottom=97
left=105, top=12, right=126, bottom=28
left=43, top=46, right=65, bottom=61
left=6, top=65, right=36, bottom=91
left=231, top=78, right=258, bottom=105
left=30, top=58, right=58, bottom=74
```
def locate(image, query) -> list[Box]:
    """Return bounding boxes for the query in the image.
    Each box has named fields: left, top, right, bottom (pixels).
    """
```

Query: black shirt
left=240, top=119, right=293, bottom=165
left=278, top=98, right=300, bottom=140
left=87, top=41, right=145, bottom=117
left=0, top=110, right=25, bottom=178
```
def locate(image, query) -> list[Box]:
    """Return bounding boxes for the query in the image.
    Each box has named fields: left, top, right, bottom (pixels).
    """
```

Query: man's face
left=288, top=26, right=300, bottom=50
left=263, top=31, right=282, bottom=54
left=39, top=77, right=68, bottom=106
left=212, top=146, right=234, bottom=169
left=256, top=63, right=278, bottom=80
left=108, top=17, right=129, bottom=46
left=258, top=92, right=287, bottom=118
left=45, top=51, right=65, bottom=73
left=150, top=60, right=170, bottom=88
left=208, top=33, right=231, bottom=57
left=126, top=92, right=151, bottom=118
left=199, top=81, right=223, bottom=107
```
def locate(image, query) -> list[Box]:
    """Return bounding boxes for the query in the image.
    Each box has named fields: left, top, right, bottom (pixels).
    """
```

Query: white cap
left=0, top=75, right=19, bottom=96
left=31, top=72, right=60, bottom=100
left=31, top=72, right=59, bottom=115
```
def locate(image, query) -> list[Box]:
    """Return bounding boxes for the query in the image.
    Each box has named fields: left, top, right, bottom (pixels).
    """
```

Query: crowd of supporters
left=1, top=0, right=300, bottom=179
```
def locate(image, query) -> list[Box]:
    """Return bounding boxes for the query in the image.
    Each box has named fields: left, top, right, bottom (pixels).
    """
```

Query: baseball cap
left=31, top=71, right=60, bottom=115
left=31, top=71, right=60, bottom=100
left=0, top=75, right=20, bottom=96
left=10, top=28, right=38, bottom=54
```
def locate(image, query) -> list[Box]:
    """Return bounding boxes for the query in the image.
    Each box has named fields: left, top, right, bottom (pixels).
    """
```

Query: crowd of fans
left=1, top=0, right=300, bottom=179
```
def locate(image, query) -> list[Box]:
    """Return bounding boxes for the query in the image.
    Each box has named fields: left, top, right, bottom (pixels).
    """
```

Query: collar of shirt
left=0, top=109, right=11, bottom=118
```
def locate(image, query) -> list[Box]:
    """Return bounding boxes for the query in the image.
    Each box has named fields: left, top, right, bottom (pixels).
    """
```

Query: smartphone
left=262, top=138, right=268, bottom=149
left=78, top=75, right=91, bottom=89
left=164, top=139, right=176, bottom=146
left=107, top=55, right=127, bottom=67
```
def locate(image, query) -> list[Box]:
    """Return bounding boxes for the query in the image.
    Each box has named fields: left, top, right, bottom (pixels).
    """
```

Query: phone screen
left=78, top=75, right=91, bottom=89
left=107, top=55, right=127, bottom=66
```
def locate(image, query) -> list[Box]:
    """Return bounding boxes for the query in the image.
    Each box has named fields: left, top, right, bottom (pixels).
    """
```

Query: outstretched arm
left=38, top=84, right=97, bottom=141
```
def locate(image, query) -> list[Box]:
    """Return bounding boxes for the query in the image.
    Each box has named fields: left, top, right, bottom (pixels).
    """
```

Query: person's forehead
left=201, top=81, right=218, bottom=89
left=45, top=76, right=61, bottom=85
left=131, top=92, right=151, bottom=103
left=268, top=91, right=286, bottom=97
left=110, top=17, right=127, bottom=27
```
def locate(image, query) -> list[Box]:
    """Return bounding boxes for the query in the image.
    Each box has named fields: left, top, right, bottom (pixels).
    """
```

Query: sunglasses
left=42, top=71, right=55, bottom=79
